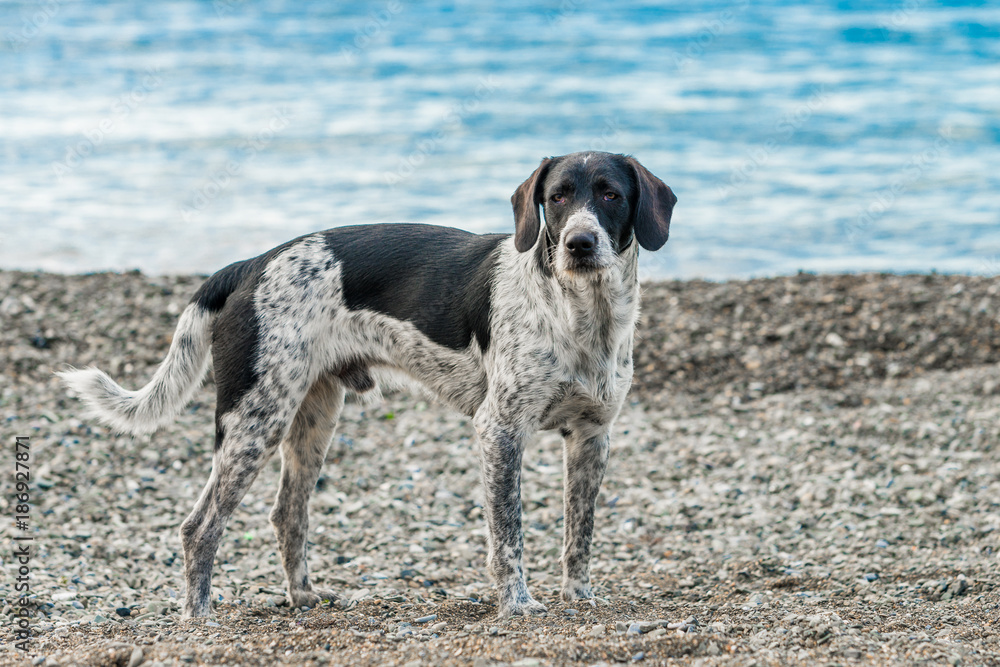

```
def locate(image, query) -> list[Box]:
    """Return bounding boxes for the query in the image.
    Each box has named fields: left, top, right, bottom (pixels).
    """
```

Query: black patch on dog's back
left=325, top=224, right=504, bottom=352
left=191, top=240, right=297, bottom=313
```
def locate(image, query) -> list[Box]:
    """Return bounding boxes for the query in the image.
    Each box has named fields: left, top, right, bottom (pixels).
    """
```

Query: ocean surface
left=1, top=0, right=998, bottom=280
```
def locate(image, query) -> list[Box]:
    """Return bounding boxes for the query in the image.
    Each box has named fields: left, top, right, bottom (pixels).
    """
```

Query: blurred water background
left=1, top=0, right=998, bottom=279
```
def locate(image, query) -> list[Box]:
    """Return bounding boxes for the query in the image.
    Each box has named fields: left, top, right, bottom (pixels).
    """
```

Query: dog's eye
left=551, top=194, right=566, bottom=204
left=604, top=192, right=618, bottom=201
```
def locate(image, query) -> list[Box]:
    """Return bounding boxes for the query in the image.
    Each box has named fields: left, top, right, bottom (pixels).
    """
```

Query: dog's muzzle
left=556, top=210, right=612, bottom=274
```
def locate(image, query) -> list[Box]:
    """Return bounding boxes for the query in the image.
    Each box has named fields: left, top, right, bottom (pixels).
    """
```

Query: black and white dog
left=59, top=151, right=676, bottom=619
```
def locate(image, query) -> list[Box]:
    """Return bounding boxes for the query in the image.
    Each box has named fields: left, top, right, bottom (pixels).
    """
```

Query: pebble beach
left=2, top=269, right=1000, bottom=666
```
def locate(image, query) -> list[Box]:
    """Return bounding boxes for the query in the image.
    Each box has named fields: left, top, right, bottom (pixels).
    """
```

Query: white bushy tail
left=58, top=304, right=214, bottom=434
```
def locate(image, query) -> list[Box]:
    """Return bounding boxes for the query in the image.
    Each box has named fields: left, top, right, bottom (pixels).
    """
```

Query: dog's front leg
left=474, top=416, right=547, bottom=618
left=560, top=424, right=611, bottom=602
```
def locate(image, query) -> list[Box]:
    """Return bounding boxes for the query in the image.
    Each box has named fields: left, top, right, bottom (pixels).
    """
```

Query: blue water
left=1, top=1, right=998, bottom=279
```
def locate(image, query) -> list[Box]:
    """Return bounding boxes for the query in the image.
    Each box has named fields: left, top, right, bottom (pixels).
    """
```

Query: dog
left=59, top=151, right=676, bottom=619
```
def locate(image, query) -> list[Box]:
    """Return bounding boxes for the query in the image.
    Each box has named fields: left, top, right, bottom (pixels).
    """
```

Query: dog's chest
left=538, top=339, right=632, bottom=427
left=533, top=303, right=635, bottom=429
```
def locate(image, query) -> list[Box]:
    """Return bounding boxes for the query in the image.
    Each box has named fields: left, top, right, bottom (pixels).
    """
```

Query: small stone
left=632, top=652, right=645, bottom=662
left=563, top=608, right=578, bottom=615
left=146, top=602, right=169, bottom=615
left=616, top=621, right=629, bottom=633
left=627, top=622, right=643, bottom=635
left=31, top=658, right=45, bottom=666
left=127, top=647, right=145, bottom=667
left=115, top=607, right=132, bottom=618
left=864, top=572, right=879, bottom=582
left=414, top=614, right=437, bottom=624
left=876, top=539, right=890, bottom=548
left=589, top=624, right=606, bottom=637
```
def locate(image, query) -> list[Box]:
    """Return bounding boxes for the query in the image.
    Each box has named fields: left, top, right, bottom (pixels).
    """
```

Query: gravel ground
left=2, top=269, right=1000, bottom=666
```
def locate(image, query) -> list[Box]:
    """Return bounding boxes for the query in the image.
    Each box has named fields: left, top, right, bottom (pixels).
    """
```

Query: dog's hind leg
left=270, top=373, right=344, bottom=609
left=179, top=439, right=279, bottom=617
left=179, top=387, right=304, bottom=617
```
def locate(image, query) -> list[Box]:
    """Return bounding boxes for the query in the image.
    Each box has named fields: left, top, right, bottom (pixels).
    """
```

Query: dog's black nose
left=565, top=232, right=596, bottom=257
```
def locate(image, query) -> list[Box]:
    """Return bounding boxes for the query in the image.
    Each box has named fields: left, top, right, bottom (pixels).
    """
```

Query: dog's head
left=511, top=151, right=676, bottom=275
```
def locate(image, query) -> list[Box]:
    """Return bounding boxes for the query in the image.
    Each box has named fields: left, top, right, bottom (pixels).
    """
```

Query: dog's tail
left=58, top=257, right=257, bottom=434
left=58, top=302, right=216, bottom=435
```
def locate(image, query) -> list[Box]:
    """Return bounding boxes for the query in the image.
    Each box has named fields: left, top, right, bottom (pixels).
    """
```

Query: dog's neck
left=520, top=235, right=639, bottom=359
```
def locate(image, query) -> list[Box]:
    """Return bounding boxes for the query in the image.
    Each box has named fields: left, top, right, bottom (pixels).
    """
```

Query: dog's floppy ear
left=511, top=157, right=553, bottom=252
left=626, top=157, right=677, bottom=251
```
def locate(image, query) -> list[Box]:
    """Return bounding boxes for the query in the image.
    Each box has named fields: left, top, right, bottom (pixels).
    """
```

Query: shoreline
left=3, top=269, right=998, bottom=404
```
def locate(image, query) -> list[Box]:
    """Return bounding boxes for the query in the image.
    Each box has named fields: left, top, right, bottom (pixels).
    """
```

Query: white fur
left=57, top=305, right=213, bottom=434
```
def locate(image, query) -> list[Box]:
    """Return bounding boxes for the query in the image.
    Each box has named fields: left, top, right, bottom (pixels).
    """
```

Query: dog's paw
left=504, top=597, right=548, bottom=618
left=289, top=588, right=337, bottom=609
left=560, top=579, right=593, bottom=602
left=181, top=604, right=215, bottom=620
left=497, top=588, right=548, bottom=618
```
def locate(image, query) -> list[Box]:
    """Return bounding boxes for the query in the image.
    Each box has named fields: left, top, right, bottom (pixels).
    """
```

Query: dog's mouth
left=561, top=255, right=607, bottom=273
